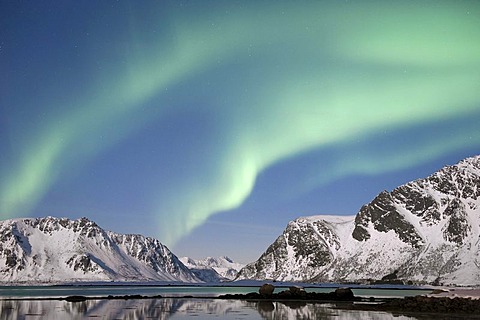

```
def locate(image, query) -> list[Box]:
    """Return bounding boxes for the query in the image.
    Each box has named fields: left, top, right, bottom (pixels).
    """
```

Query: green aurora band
left=1, top=1, right=480, bottom=246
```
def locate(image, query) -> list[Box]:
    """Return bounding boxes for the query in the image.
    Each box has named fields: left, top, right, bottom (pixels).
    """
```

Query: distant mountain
left=236, top=155, right=480, bottom=286
left=0, top=217, right=200, bottom=283
left=179, top=256, right=244, bottom=282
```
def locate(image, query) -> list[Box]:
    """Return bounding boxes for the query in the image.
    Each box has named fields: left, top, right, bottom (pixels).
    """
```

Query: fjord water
left=0, top=285, right=431, bottom=299
left=0, top=286, right=448, bottom=320
left=0, top=298, right=400, bottom=320
left=0, top=297, right=469, bottom=320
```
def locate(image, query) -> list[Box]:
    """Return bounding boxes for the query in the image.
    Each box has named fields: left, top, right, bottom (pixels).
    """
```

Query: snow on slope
left=179, top=256, right=244, bottom=282
left=237, top=155, right=480, bottom=286
left=0, top=217, right=200, bottom=284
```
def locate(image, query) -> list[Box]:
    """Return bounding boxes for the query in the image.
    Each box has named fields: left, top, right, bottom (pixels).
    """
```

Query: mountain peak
left=237, top=155, right=480, bottom=286
left=179, top=256, right=244, bottom=282
left=0, top=216, right=199, bottom=284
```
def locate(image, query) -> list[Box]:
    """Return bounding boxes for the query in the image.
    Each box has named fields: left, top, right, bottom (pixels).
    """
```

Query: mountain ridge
left=236, top=155, right=480, bottom=286
left=0, top=216, right=200, bottom=284
left=179, top=256, right=244, bottom=282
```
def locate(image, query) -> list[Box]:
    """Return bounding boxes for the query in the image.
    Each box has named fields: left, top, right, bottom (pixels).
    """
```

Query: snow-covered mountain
left=179, top=256, right=244, bottom=282
left=0, top=217, right=200, bottom=283
left=237, top=155, right=480, bottom=286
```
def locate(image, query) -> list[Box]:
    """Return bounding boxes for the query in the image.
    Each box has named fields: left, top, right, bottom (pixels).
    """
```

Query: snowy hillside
left=180, top=256, right=244, bottom=282
left=0, top=217, right=200, bottom=283
left=237, top=155, right=480, bottom=286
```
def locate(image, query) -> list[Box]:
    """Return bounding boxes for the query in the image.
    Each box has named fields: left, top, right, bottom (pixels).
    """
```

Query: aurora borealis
left=1, top=1, right=480, bottom=262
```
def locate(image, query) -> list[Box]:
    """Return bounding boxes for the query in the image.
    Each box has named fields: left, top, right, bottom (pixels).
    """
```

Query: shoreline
left=2, top=287, right=480, bottom=316
left=0, top=280, right=435, bottom=290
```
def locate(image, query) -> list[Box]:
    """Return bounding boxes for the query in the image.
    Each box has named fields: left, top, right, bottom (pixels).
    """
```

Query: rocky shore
left=218, top=284, right=480, bottom=315
left=219, top=284, right=361, bottom=302
left=354, top=295, right=480, bottom=315
left=7, top=283, right=480, bottom=316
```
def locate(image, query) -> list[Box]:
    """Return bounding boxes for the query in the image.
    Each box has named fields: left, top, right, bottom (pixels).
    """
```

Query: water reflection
left=0, top=298, right=467, bottom=320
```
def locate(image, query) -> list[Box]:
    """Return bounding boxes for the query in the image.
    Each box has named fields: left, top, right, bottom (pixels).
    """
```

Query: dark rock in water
left=123, top=295, right=143, bottom=300
left=277, top=290, right=292, bottom=298
left=259, top=283, right=275, bottom=297
left=278, top=286, right=307, bottom=299
left=219, top=286, right=361, bottom=302
left=64, top=296, right=87, bottom=302
left=431, top=289, right=449, bottom=294
left=334, top=288, right=354, bottom=300
left=289, top=286, right=306, bottom=296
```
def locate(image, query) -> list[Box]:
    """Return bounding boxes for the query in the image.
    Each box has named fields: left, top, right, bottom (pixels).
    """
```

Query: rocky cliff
left=237, top=155, right=480, bottom=285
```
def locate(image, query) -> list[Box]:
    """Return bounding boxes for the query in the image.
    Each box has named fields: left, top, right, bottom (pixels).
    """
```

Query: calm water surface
left=0, top=285, right=431, bottom=299
left=0, top=298, right=477, bottom=320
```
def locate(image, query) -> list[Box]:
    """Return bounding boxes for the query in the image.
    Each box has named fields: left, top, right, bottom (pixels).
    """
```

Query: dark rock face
left=5, top=250, right=19, bottom=268
left=0, top=225, right=27, bottom=273
left=24, top=217, right=101, bottom=238
left=352, top=191, right=423, bottom=248
left=286, top=221, right=333, bottom=267
left=66, top=254, right=99, bottom=273
left=393, top=186, right=439, bottom=224
left=442, top=199, right=471, bottom=244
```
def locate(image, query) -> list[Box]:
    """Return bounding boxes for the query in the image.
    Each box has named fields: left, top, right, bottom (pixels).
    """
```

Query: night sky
left=1, top=1, right=480, bottom=263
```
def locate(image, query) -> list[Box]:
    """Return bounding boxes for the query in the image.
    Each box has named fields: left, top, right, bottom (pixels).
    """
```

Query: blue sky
left=1, top=1, right=480, bottom=263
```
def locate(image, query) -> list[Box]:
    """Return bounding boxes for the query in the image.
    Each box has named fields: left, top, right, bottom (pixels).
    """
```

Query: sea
left=0, top=284, right=473, bottom=319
